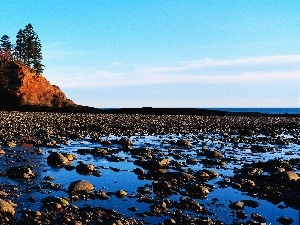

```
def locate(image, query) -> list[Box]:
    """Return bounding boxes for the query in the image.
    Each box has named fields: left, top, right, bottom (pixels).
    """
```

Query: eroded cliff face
left=0, top=61, right=75, bottom=107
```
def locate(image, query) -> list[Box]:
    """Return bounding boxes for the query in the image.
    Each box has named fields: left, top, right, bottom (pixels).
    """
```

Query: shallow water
left=1, top=130, right=299, bottom=224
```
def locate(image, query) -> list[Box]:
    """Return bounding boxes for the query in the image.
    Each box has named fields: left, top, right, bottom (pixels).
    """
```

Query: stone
left=251, top=213, right=266, bottom=223
left=137, top=158, right=169, bottom=170
left=92, top=148, right=109, bottom=156
left=176, top=139, right=191, bottom=146
left=281, top=171, right=299, bottom=181
left=76, top=163, right=95, bottom=174
left=229, top=201, right=244, bottom=210
left=68, top=180, right=95, bottom=194
left=204, top=150, right=224, bottom=158
left=115, top=190, right=127, bottom=198
left=41, top=196, right=69, bottom=208
left=277, top=216, right=294, bottom=225
left=47, top=152, right=69, bottom=166
left=6, top=166, right=35, bottom=180
left=185, top=184, right=209, bottom=197
left=0, top=199, right=15, bottom=217
left=118, top=137, right=134, bottom=146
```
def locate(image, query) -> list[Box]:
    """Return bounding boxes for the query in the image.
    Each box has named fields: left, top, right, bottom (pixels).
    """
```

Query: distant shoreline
left=0, top=105, right=299, bottom=117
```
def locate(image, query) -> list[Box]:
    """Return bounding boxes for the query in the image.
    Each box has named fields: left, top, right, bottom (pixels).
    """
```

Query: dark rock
left=277, top=216, right=294, bottom=225
left=185, top=184, right=209, bottom=198
left=115, top=190, right=127, bottom=198
left=236, top=210, right=248, bottom=219
left=176, top=139, right=191, bottom=146
left=0, top=199, right=15, bottom=218
left=6, top=166, right=35, bottom=180
left=47, top=152, right=69, bottom=166
left=41, top=196, right=69, bottom=208
left=229, top=201, right=244, bottom=210
left=68, top=180, right=95, bottom=194
left=251, top=213, right=266, bottom=223
left=135, top=158, right=169, bottom=170
left=118, top=137, right=134, bottom=146
left=76, top=163, right=95, bottom=175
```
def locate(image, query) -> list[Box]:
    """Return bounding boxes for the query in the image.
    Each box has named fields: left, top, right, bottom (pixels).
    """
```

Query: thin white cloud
left=45, top=55, right=300, bottom=88
left=142, top=55, right=300, bottom=73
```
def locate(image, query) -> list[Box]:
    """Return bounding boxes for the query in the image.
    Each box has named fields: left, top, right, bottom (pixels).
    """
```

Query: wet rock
left=91, top=148, right=109, bottom=156
left=63, top=153, right=77, bottom=161
left=136, top=158, right=169, bottom=170
left=128, top=207, right=138, bottom=212
left=251, top=145, right=270, bottom=153
left=0, top=149, right=5, bottom=154
left=0, top=199, right=15, bottom=218
left=241, top=200, right=259, bottom=208
left=130, top=148, right=153, bottom=157
left=277, top=216, right=294, bottom=225
left=195, top=169, right=219, bottom=180
left=153, top=180, right=173, bottom=196
left=68, top=180, right=95, bottom=194
left=44, top=175, right=55, bottom=181
left=47, top=152, right=69, bottom=166
left=77, top=148, right=92, bottom=155
left=115, top=190, right=127, bottom=198
left=236, top=210, right=248, bottom=219
left=274, top=138, right=289, bottom=145
left=94, top=190, right=110, bottom=200
left=284, top=191, right=300, bottom=208
left=229, top=201, right=244, bottom=210
left=185, top=184, right=209, bottom=198
left=41, top=196, right=69, bottom=209
left=0, top=191, right=8, bottom=199
left=4, top=141, right=17, bottom=147
left=22, top=209, right=42, bottom=219
left=118, top=137, right=134, bottom=147
left=76, top=163, right=96, bottom=174
left=176, top=139, right=191, bottom=146
left=43, top=138, right=58, bottom=147
left=6, top=166, right=35, bottom=180
left=133, top=167, right=145, bottom=176
left=203, top=150, right=224, bottom=158
left=280, top=171, right=299, bottom=181
left=240, top=179, right=256, bottom=188
left=178, top=197, right=203, bottom=212
left=251, top=213, right=266, bottom=223
left=186, top=157, right=199, bottom=165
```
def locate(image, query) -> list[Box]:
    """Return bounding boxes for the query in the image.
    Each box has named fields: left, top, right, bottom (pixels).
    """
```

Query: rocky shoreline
left=0, top=110, right=298, bottom=224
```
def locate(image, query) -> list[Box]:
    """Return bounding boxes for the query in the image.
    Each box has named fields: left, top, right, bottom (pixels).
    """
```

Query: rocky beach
left=0, top=110, right=298, bottom=224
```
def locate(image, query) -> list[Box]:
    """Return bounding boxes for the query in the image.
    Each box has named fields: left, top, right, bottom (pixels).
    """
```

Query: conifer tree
left=15, top=23, right=44, bottom=75
left=0, top=35, right=12, bottom=52
left=0, top=35, right=13, bottom=62
left=15, top=29, right=25, bottom=62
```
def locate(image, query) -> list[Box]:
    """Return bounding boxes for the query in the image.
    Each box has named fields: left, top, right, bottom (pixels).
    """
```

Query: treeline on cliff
left=0, top=23, right=43, bottom=75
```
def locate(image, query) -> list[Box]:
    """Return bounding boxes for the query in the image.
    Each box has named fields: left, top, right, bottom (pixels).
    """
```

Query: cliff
left=0, top=60, right=75, bottom=107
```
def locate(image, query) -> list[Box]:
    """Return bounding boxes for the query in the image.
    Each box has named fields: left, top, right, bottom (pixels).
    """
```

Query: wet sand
left=0, top=110, right=298, bottom=224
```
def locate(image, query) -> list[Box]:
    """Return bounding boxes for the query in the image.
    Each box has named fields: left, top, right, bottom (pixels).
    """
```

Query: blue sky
left=1, top=0, right=300, bottom=108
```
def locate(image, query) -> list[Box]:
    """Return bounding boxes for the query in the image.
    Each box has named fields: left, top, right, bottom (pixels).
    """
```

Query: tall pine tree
left=0, top=35, right=12, bottom=52
left=15, top=29, right=25, bottom=62
left=0, top=35, right=13, bottom=61
left=15, top=23, right=44, bottom=75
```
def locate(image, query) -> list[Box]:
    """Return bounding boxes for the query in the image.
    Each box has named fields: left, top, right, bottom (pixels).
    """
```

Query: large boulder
left=47, top=152, right=69, bottom=166
left=0, top=199, right=15, bottom=218
left=68, top=180, right=95, bottom=194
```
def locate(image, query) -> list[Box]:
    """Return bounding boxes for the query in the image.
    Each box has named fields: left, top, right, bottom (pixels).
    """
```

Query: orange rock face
left=0, top=61, right=75, bottom=107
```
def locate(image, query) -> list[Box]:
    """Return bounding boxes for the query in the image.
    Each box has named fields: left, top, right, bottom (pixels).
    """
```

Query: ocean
left=206, top=108, right=300, bottom=115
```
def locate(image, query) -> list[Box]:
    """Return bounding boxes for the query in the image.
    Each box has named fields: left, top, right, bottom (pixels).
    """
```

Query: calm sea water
left=207, top=108, right=300, bottom=115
